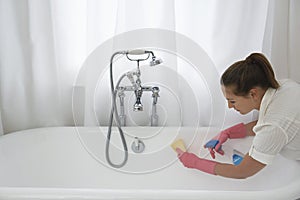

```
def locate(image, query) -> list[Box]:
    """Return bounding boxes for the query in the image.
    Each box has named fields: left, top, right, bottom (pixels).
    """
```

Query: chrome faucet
left=115, top=49, right=163, bottom=125
left=133, top=77, right=143, bottom=112
left=117, top=84, right=161, bottom=126
left=106, top=49, right=163, bottom=168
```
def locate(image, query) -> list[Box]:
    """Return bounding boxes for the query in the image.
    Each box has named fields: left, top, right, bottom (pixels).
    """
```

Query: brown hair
left=221, top=53, right=280, bottom=96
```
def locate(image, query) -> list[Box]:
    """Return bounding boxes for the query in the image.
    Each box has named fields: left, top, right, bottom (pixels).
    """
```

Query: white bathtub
left=0, top=126, right=299, bottom=200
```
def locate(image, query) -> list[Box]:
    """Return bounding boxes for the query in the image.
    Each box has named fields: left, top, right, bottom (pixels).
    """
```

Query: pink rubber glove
left=176, top=148, right=217, bottom=175
left=205, top=123, right=247, bottom=159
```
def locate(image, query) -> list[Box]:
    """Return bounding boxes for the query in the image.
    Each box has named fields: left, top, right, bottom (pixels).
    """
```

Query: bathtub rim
left=0, top=180, right=300, bottom=200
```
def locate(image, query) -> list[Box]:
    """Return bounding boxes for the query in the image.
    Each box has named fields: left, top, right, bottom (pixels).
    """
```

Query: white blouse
left=249, top=79, right=300, bottom=165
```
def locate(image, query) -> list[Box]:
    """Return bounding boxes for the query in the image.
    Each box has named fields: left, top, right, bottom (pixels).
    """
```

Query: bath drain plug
left=131, top=137, right=145, bottom=153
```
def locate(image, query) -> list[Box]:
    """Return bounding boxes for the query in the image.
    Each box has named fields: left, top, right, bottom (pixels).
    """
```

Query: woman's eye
left=230, top=101, right=236, bottom=104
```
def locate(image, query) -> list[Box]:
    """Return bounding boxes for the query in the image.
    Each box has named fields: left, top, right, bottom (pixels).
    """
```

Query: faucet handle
left=152, top=87, right=160, bottom=97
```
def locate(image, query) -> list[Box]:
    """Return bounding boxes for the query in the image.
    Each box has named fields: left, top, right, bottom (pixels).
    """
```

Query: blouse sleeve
left=249, top=124, right=288, bottom=165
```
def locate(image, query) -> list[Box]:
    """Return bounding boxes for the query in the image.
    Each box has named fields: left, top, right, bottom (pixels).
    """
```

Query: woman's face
left=221, top=85, right=260, bottom=115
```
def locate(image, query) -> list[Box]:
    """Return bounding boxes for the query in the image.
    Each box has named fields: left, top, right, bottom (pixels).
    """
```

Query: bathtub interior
left=0, top=126, right=300, bottom=193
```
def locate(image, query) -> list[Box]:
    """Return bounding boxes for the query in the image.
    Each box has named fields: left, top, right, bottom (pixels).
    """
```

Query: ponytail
left=221, top=53, right=279, bottom=96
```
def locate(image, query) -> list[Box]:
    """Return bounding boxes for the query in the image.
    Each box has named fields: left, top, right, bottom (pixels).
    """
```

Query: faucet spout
left=134, top=89, right=143, bottom=111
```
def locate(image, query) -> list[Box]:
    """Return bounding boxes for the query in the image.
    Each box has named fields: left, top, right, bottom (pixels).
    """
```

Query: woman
left=177, top=52, right=300, bottom=179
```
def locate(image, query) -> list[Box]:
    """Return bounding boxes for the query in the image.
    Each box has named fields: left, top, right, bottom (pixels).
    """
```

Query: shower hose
left=105, top=52, right=129, bottom=168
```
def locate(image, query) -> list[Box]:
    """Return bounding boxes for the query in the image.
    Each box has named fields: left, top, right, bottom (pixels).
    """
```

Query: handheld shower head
left=126, top=49, right=163, bottom=66
left=127, top=49, right=148, bottom=55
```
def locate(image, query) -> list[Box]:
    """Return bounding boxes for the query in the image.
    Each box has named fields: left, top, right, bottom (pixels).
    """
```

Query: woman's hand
left=176, top=148, right=217, bottom=175
left=204, top=123, right=247, bottom=159
left=204, top=136, right=226, bottom=159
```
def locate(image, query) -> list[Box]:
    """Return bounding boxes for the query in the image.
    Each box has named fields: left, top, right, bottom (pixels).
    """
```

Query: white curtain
left=0, top=0, right=299, bottom=134
left=263, top=0, right=300, bottom=81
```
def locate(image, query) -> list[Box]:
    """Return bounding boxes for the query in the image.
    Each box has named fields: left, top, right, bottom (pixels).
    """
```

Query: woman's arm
left=213, top=121, right=262, bottom=178
left=214, top=121, right=264, bottom=178
left=177, top=149, right=266, bottom=179
left=214, top=153, right=265, bottom=179
left=178, top=121, right=262, bottom=179
left=245, top=121, right=257, bottom=136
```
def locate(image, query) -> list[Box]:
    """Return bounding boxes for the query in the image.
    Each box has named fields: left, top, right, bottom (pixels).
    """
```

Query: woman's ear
left=249, top=88, right=258, bottom=100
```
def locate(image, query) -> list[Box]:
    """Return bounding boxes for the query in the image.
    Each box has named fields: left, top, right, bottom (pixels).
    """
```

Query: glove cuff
left=226, top=123, right=247, bottom=139
left=195, top=159, right=217, bottom=175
